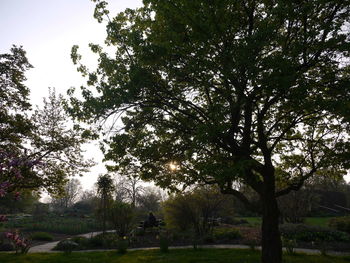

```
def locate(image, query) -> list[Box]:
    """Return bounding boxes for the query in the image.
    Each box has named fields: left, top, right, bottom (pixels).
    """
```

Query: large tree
left=1, top=46, right=93, bottom=200
left=68, top=1, right=350, bottom=262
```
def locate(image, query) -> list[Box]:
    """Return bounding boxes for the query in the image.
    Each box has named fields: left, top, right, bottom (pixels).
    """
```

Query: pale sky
left=0, top=0, right=142, bottom=191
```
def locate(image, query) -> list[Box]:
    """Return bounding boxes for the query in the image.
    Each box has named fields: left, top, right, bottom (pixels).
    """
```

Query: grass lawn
left=0, top=249, right=349, bottom=263
left=304, top=217, right=334, bottom=228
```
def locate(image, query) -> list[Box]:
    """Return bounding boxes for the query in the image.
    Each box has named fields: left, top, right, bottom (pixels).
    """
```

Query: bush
left=0, top=243, right=14, bottom=251
left=89, top=234, right=105, bottom=247
left=329, top=217, right=350, bottom=234
left=280, top=224, right=350, bottom=243
left=70, top=236, right=89, bottom=249
left=88, top=233, right=118, bottom=249
left=282, top=237, right=297, bottom=254
left=108, top=201, right=135, bottom=238
left=213, top=228, right=242, bottom=241
left=159, top=234, right=169, bottom=253
left=54, top=240, right=78, bottom=253
left=117, top=238, right=128, bottom=254
left=31, top=232, right=53, bottom=241
left=133, top=227, right=145, bottom=236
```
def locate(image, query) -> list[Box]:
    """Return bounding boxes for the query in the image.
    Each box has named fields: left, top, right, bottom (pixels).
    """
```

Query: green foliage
left=54, top=240, right=78, bottom=253
left=213, top=228, right=242, bottom=241
left=329, top=217, right=350, bottom=234
left=96, top=174, right=115, bottom=234
left=4, top=216, right=102, bottom=235
left=68, top=1, right=350, bottom=262
left=0, top=191, right=39, bottom=214
left=29, top=89, right=94, bottom=195
left=70, top=237, right=89, bottom=249
left=163, top=186, right=232, bottom=236
left=31, top=232, right=53, bottom=241
left=159, top=234, right=169, bottom=253
left=0, top=47, right=93, bottom=195
left=0, top=45, right=33, bottom=152
left=108, top=201, right=135, bottom=237
left=282, top=237, right=297, bottom=255
left=116, top=238, right=128, bottom=254
left=280, top=224, right=350, bottom=243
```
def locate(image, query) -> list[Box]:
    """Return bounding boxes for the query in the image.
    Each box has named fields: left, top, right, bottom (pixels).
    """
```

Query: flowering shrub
left=0, top=215, right=8, bottom=223
left=0, top=150, right=41, bottom=222
left=5, top=231, right=30, bottom=254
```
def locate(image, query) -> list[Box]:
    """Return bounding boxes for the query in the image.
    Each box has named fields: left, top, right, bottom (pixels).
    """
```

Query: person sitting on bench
left=144, top=212, right=157, bottom=228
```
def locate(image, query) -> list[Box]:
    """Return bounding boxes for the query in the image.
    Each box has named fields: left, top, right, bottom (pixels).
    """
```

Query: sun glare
left=169, top=162, right=179, bottom=171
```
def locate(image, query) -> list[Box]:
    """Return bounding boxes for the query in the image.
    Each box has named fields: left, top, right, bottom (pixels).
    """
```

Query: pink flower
left=5, top=232, right=13, bottom=239
left=14, top=192, right=20, bottom=200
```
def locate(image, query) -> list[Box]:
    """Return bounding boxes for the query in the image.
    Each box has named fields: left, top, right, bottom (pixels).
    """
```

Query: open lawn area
left=0, top=249, right=350, bottom=263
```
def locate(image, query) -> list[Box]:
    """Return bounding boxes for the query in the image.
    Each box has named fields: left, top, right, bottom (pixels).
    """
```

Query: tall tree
left=0, top=46, right=37, bottom=201
left=0, top=45, right=32, bottom=151
left=69, top=1, right=350, bottom=262
left=1, top=46, right=93, bottom=206
left=96, top=174, right=114, bottom=234
left=114, top=174, right=144, bottom=207
left=28, top=89, right=94, bottom=195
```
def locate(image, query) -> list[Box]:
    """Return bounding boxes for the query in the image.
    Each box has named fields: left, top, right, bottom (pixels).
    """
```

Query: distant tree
left=96, top=174, right=114, bottom=234
left=80, top=189, right=97, bottom=202
left=73, top=190, right=99, bottom=215
left=51, top=178, right=83, bottom=210
left=136, top=187, right=162, bottom=214
left=68, top=1, right=350, bottom=262
left=114, top=174, right=144, bottom=207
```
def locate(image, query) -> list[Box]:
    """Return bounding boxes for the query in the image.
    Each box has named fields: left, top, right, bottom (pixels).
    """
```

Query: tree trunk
left=261, top=193, right=282, bottom=263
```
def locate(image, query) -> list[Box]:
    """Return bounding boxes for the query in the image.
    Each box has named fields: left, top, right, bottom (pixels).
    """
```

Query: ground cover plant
left=3, top=216, right=102, bottom=235
left=1, top=249, right=350, bottom=263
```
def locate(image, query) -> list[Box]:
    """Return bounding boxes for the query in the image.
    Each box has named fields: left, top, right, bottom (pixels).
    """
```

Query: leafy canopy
left=69, top=0, right=350, bottom=203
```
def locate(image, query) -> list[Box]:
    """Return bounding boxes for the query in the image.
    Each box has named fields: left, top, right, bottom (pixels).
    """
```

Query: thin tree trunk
left=261, top=192, right=282, bottom=263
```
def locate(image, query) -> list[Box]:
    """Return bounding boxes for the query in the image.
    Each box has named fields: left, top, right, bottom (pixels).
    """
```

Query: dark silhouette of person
left=148, top=212, right=157, bottom=227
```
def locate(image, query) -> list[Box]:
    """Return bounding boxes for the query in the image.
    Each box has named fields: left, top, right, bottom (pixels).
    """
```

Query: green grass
left=304, top=217, right=333, bottom=228
left=239, top=217, right=262, bottom=226
left=0, top=249, right=349, bottom=263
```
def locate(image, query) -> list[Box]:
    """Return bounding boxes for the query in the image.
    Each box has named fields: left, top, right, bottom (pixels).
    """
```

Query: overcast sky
left=0, top=0, right=142, bottom=191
